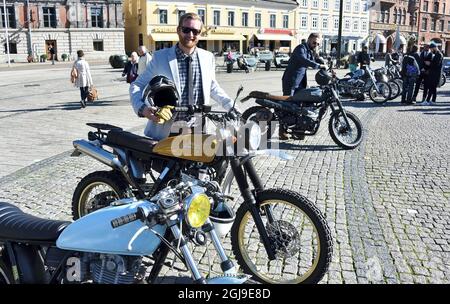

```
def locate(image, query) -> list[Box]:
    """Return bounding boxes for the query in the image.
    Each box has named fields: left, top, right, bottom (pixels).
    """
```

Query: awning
left=150, top=33, right=179, bottom=42
left=396, top=35, right=407, bottom=45
left=199, top=34, right=246, bottom=41
left=255, top=33, right=294, bottom=41
left=373, top=34, right=386, bottom=44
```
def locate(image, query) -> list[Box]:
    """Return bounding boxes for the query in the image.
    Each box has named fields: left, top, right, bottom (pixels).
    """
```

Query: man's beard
left=179, top=35, right=198, bottom=49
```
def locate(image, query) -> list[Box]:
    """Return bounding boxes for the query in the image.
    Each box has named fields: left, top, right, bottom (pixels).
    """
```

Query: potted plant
left=61, top=53, right=68, bottom=61
left=40, top=54, right=47, bottom=62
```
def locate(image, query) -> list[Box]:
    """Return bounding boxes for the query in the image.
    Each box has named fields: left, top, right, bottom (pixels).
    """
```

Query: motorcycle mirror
left=232, top=85, right=244, bottom=109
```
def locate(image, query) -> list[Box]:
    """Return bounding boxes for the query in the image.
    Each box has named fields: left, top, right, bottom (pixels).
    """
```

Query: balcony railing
left=380, top=0, right=396, bottom=6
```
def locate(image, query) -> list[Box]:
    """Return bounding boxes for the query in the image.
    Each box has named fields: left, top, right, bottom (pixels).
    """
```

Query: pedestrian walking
left=137, top=45, right=152, bottom=76
left=72, top=50, right=94, bottom=108
left=420, top=42, right=443, bottom=105
left=400, top=46, right=420, bottom=104
left=122, top=52, right=139, bottom=84
left=48, top=44, right=56, bottom=65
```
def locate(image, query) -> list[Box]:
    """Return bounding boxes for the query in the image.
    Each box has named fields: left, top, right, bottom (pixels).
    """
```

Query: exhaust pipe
left=73, top=140, right=121, bottom=168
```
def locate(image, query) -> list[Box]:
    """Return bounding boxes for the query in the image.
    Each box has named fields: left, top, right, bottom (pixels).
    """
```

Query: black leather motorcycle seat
left=105, top=129, right=158, bottom=154
left=0, top=202, right=70, bottom=241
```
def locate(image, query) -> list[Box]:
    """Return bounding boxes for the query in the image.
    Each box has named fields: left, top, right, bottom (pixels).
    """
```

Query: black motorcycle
left=241, top=69, right=364, bottom=149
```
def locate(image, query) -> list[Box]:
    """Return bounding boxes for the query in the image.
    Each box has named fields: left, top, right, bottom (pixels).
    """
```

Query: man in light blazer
left=130, top=12, right=235, bottom=140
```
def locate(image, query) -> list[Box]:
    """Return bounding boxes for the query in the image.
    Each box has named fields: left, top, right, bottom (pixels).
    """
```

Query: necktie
left=187, top=55, right=194, bottom=105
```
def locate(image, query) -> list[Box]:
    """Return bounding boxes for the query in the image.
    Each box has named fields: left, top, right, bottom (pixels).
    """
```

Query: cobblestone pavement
left=0, top=62, right=449, bottom=284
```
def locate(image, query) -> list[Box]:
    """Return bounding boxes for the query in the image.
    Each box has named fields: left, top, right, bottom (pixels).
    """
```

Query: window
left=301, top=15, right=308, bottom=28
left=312, top=0, right=319, bottom=8
left=138, top=9, right=142, bottom=26
left=422, top=17, right=428, bottom=30
left=178, top=10, right=186, bottom=20
left=344, top=19, right=350, bottom=30
left=242, top=12, right=248, bottom=27
left=443, top=3, right=446, bottom=14
left=283, top=15, right=288, bottom=28
left=353, top=20, right=359, bottom=30
left=198, top=9, right=205, bottom=23
left=448, top=20, right=450, bottom=31
left=322, top=17, right=328, bottom=30
left=138, top=33, right=143, bottom=46
left=255, top=13, right=261, bottom=27
left=1, top=6, right=16, bottom=28
left=311, top=16, right=318, bottom=29
left=91, top=7, right=103, bottom=28
left=363, top=1, right=369, bottom=12
left=431, top=18, right=436, bottom=31
left=159, top=9, right=167, bottom=24
left=213, top=11, right=220, bottom=26
left=362, top=21, right=367, bottom=31
left=423, top=1, right=428, bottom=12
left=354, top=0, right=360, bottom=12
left=300, top=0, right=308, bottom=7
left=439, top=20, right=444, bottom=31
left=323, top=0, right=329, bottom=9
left=433, top=2, right=439, bottom=13
left=334, top=17, right=339, bottom=30
left=270, top=14, right=276, bottom=28
left=228, top=11, right=235, bottom=26
left=335, top=0, right=340, bottom=10
left=345, top=0, right=351, bottom=12
left=43, top=7, right=57, bottom=28
left=93, top=40, right=104, bottom=51
left=4, top=42, right=17, bottom=54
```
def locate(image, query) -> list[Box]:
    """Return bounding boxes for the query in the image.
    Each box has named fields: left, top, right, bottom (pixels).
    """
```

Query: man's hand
left=319, top=64, right=327, bottom=70
left=142, top=106, right=159, bottom=123
left=155, top=105, right=175, bottom=124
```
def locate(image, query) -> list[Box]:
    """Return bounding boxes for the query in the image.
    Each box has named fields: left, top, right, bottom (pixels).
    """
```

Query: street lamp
left=336, top=0, right=344, bottom=66
left=26, top=0, right=33, bottom=59
left=2, top=0, right=11, bottom=67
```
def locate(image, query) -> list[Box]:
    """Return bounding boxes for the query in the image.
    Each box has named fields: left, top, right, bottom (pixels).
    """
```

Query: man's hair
left=77, top=50, right=84, bottom=58
left=410, top=44, right=418, bottom=53
left=178, top=12, right=203, bottom=28
left=307, top=33, right=320, bottom=41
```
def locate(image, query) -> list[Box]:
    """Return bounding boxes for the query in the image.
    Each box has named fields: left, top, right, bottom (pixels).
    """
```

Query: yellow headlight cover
left=186, top=193, right=211, bottom=228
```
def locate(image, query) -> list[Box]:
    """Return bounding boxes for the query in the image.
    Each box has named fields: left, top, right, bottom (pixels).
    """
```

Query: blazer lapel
left=168, top=47, right=181, bottom=92
left=198, top=49, right=210, bottom=105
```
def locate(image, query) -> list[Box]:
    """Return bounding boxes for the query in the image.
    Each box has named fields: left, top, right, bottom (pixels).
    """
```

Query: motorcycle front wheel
left=388, top=80, right=400, bottom=100
left=72, top=170, right=130, bottom=219
left=368, top=81, right=391, bottom=104
left=328, top=111, right=363, bottom=149
left=230, top=189, right=333, bottom=284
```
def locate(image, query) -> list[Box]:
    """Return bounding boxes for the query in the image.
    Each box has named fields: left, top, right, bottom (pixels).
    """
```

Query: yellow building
left=123, top=0, right=299, bottom=54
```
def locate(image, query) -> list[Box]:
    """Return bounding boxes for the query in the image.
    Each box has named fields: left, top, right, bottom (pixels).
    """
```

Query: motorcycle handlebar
left=172, top=105, right=212, bottom=114
left=111, top=212, right=139, bottom=228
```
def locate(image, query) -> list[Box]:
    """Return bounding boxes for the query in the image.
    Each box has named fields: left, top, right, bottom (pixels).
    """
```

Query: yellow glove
left=155, top=105, right=174, bottom=124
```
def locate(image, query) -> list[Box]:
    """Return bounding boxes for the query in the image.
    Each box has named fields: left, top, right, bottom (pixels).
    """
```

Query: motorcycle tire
left=241, top=106, right=276, bottom=141
left=230, top=188, right=333, bottom=284
left=369, top=81, right=391, bottom=104
left=328, top=111, right=363, bottom=149
left=388, top=80, right=401, bottom=100
left=0, top=258, right=13, bottom=284
left=72, top=170, right=130, bottom=219
left=393, top=78, right=403, bottom=95
left=440, top=73, right=446, bottom=87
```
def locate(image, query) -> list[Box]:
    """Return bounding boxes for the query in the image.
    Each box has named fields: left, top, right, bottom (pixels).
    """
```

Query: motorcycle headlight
left=184, top=193, right=211, bottom=228
left=237, top=122, right=262, bottom=151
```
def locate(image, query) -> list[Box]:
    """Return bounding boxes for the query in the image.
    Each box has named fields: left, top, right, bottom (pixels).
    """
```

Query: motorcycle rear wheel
left=0, top=259, right=13, bottom=284
left=328, top=111, right=363, bottom=149
left=388, top=80, right=400, bottom=100
left=230, top=189, right=333, bottom=284
left=369, top=81, right=391, bottom=104
left=72, top=171, right=130, bottom=219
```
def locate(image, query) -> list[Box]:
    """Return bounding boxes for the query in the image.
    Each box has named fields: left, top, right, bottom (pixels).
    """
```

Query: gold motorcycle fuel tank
left=152, top=134, right=218, bottom=163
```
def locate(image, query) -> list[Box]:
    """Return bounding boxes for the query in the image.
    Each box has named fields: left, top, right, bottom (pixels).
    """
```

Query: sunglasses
left=181, top=27, right=201, bottom=36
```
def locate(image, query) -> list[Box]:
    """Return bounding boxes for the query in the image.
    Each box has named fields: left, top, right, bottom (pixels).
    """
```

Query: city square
left=0, top=59, right=449, bottom=283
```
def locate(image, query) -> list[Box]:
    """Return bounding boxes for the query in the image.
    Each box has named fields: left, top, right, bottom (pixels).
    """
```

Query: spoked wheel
left=369, top=81, right=391, bottom=104
left=72, top=171, right=130, bottom=219
left=328, top=111, right=363, bottom=149
left=393, top=78, right=403, bottom=95
left=0, top=259, right=13, bottom=284
left=388, top=80, right=400, bottom=100
left=231, top=189, right=333, bottom=284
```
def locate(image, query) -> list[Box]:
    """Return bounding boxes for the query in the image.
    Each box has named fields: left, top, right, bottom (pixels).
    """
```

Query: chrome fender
left=206, top=274, right=251, bottom=284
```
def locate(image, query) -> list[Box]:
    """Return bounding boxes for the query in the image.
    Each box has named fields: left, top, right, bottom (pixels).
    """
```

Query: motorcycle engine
left=279, top=111, right=316, bottom=132
left=89, top=254, right=143, bottom=284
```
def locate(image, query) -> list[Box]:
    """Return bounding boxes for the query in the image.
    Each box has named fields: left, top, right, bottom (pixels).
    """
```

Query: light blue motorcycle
left=0, top=176, right=249, bottom=284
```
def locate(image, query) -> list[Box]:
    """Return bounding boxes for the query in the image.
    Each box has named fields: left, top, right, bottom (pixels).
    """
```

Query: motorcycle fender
left=206, top=274, right=250, bottom=284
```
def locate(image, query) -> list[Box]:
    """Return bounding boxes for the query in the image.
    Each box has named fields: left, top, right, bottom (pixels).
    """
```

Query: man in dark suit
left=420, top=42, right=443, bottom=105
left=413, top=43, right=431, bottom=102
left=282, top=33, right=326, bottom=96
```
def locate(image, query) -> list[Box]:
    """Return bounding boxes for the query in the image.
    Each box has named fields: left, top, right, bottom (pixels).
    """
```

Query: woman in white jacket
left=72, top=50, right=93, bottom=108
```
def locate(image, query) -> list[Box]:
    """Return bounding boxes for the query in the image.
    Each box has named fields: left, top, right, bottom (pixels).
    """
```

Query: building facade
left=123, top=0, right=299, bottom=54
left=0, top=0, right=125, bottom=63
left=417, top=0, right=450, bottom=56
left=296, top=0, right=370, bottom=55
left=369, top=0, right=421, bottom=54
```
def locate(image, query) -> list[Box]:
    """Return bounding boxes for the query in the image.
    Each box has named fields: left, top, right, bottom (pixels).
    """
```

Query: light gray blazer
left=130, top=45, right=233, bottom=140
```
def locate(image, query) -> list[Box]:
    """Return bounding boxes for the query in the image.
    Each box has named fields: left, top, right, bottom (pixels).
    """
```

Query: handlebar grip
left=111, top=212, right=138, bottom=229
left=173, top=106, right=190, bottom=113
